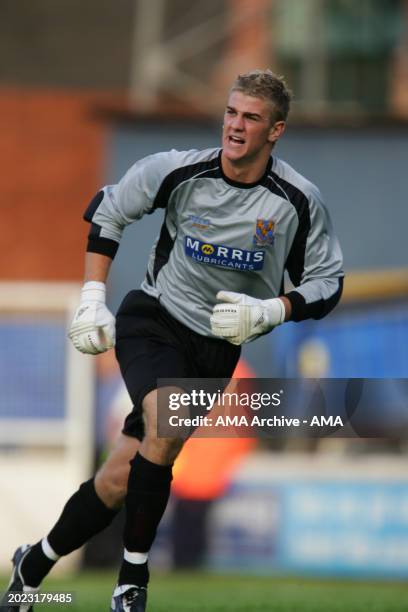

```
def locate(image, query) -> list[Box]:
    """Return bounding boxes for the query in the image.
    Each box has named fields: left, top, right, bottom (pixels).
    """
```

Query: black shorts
left=115, top=290, right=241, bottom=440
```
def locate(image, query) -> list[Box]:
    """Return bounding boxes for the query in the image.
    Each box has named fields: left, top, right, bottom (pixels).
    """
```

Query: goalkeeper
left=4, top=70, right=343, bottom=612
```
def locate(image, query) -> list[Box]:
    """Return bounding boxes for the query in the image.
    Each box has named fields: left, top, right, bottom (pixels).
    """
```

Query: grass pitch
left=2, top=571, right=408, bottom=612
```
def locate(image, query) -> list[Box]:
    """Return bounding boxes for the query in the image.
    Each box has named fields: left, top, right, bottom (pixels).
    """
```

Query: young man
left=4, top=70, right=343, bottom=611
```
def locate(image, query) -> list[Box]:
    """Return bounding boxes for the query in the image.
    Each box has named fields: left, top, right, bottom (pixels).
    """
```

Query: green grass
left=2, top=571, right=408, bottom=611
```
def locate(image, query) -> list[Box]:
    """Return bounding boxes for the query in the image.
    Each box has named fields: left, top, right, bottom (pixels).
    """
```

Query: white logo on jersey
left=185, top=236, right=264, bottom=271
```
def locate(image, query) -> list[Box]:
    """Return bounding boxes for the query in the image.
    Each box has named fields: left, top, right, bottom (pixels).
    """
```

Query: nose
left=231, top=113, right=244, bottom=131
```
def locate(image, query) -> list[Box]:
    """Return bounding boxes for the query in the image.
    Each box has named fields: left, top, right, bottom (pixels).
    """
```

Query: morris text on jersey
left=184, top=236, right=265, bottom=271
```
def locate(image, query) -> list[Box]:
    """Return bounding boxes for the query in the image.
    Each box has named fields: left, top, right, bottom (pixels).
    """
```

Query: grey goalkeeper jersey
left=85, top=148, right=344, bottom=337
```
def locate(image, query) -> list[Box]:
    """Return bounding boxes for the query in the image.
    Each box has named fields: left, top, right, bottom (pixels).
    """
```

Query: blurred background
left=1, top=0, right=408, bottom=591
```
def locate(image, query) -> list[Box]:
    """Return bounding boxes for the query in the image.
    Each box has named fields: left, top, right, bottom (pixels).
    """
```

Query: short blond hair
left=230, top=69, right=292, bottom=122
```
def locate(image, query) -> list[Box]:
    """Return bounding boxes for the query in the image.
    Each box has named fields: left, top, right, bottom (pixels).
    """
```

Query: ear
left=267, top=120, right=286, bottom=144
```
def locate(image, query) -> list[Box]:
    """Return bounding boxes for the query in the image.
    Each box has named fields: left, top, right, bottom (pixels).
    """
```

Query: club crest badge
left=253, top=218, right=275, bottom=246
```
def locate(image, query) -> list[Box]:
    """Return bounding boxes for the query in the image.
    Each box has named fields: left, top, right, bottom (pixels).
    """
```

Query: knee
left=142, top=388, right=186, bottom=464
left=95, top=461, right=130, bottom=509
left=142, top=435, right=185, bottom=465
left=158, top=436, right=185, bottom=459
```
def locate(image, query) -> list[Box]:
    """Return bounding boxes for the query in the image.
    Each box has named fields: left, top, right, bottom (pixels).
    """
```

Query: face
left=222, top=90, right=285, bottom=165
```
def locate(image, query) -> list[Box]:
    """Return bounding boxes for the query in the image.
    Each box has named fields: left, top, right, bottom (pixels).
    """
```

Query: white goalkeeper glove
left=68, top=281, right=115, bottom=354
left=210, top=290, right=286, bottom=345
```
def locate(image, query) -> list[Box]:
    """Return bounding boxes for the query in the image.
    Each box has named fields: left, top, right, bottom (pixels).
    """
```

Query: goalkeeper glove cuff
left=263, top=297, right=286, bottom=329
left=80, top=280, right=106, bottom=303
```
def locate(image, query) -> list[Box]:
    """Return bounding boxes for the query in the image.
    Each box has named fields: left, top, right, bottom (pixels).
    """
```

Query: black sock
left=20, top=542, right=56, bottom=588
left=47, top=478, right=119, bottom=555
left=118, top=560, right=149, bottom=588
left=119, top=453, right=173, bottom=586
left=21, top=478, right=119, bottom=586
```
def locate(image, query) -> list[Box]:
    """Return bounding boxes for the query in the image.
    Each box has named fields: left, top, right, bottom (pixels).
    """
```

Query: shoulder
left=125, top=147, right=220, bottom=181
left=117, top=147, right=220, bottom=209
left=270, top=157, right=322, bottom=206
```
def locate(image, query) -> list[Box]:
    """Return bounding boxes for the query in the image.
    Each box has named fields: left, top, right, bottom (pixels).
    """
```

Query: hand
left=210, top=290, right=286, bottom=345
left=68, top=281, right=115, bottom=354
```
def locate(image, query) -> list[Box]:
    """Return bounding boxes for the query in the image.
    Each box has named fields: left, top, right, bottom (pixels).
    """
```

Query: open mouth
left=228, top=135, right=245, bottom=145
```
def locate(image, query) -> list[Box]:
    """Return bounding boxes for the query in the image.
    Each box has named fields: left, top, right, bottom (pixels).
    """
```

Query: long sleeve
left=284, top=184, right=344, bottom=321
left=82, top=151, right=181, bottom=259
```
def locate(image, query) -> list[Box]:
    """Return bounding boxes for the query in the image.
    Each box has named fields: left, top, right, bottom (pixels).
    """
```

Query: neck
left=221, top=151, right=271, bottom=184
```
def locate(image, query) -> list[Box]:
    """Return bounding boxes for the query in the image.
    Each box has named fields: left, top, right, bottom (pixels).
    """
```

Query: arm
left=68, top=154, right=168, bottom=355
left=84, top=252, right=113, bottom=283
left=284, top=186, right=344, bottom=322
left=211, top=190, right=342, bottom=345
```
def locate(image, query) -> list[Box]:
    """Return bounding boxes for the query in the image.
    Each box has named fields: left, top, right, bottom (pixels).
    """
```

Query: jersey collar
left=218, top=150, right=272, bottom=189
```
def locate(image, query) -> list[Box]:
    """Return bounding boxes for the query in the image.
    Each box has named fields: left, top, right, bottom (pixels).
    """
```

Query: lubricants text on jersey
left=184, top=236, right=265, bottom=271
